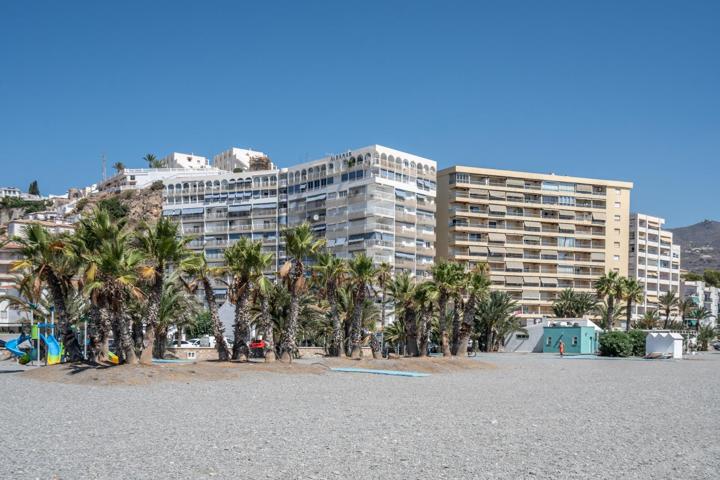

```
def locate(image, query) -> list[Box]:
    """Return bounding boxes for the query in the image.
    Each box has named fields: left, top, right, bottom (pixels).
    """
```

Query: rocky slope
left=669, top=220, right=720, bottom=273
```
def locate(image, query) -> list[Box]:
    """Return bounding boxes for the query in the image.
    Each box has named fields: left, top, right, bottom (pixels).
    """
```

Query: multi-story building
left=161, top=145, right=437, bottom=299
left=213, top=148, right=270, bottom=172
left=1, top=187, right=22, bottom=198
left=628, top=213, right=682, bottom=318
left=681, top=280, right=719, bottom=327
left=436, top=166, right=633, bottom=319
left=0, top=238, right=23, bottom=330
left=161, top=152, right=211, bottom=170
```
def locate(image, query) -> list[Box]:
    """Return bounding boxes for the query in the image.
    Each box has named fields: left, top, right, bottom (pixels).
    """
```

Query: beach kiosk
left=645, top=332, right=683, bottom=359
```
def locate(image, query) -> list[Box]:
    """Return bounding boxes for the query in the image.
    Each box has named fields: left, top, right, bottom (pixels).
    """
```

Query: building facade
left=161, top=152, right=211, bottom=170
left=681, top=280, right=719, bottom=327
left=160, top=145, right=437, bottom=299
left=212, top=148, right=269, bottom=172
left=436, top=166, right=633, bottom=319
left=628, top=213, right=682, bottom=318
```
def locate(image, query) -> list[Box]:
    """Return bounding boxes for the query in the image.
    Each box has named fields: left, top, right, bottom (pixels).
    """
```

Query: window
left=614, top=202, right=621, bottom=208
left=614, top=228, right=621, bottom=235
left=516, top=333, right=529, bottom=339
left=614, top=241, right=621, bottom=248
left=614, top=215, right=621, bottom=221
left=572, top=336, right=578, bottom=346
left=546, top=336, right=552, bottom=347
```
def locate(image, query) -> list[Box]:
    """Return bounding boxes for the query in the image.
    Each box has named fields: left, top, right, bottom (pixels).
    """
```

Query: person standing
left=558, top=340, right=565, bottom=357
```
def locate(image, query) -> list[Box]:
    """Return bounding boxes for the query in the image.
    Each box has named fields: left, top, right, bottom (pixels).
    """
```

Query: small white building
left=645, top=332, right=683, bottom=359
left=162, top=152, right=210, bottom=170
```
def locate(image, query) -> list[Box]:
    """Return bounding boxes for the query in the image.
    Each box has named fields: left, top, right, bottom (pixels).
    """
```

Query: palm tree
left=678, top=297, right=696, bottom=329
left=696, top=324, right=717, bottom=351
left=11, top=224, right=84, bottom=361
left=252, top=249, right=275, bottom=362
left=134, top=217, right=192, bottom=364
left=430, top=261, right=464, bottom=356
left=658, top=290, right=679, bottom=329
left=476, top=291, right=520, bottom=352
left=151, top=277, right=200, bottom=358
left=635, top=310, right=660, bottom=329
left=455, top=265, right=490, bottom=356
left=594, top=271, right=624, bottom=330
left=375, top=262, right=392, bottom=354
left=182, top=253, right=231, bottom=361
left=313, top=252, right=347, bottom=356
left=223, top=237, right=269, bottom=361
left=83, top=233, right=145, bottom=363
left=346, top=254, right=377, bottom=358
left=688, top=307, right=712, bottom=332
left=621, top=278, right=644, bottom=332
left=572, top=292, right=598, bottom=317
left=143, top=153, right=164, bottom=168
left=593, top=300, right=624, bottom=329
left=112, top=162, right=125, bottom=173
left=279, top=223, right=325, bottom=361
left=388, top=272, right=419, bottom=356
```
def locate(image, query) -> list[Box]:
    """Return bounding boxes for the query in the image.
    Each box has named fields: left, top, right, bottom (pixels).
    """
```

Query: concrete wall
left=165, top=346, right=375, bottom=361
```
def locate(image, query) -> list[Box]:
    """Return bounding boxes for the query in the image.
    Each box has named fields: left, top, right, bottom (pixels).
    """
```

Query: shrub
left=150, top=180, right=164, bottom=191
left=97, top=197, right=129, bottom=220
left=599, top=331, right=633, bottom=357
left=628, top=330, right=646, bottom=356
left=74, top=198, right=89, bottom=212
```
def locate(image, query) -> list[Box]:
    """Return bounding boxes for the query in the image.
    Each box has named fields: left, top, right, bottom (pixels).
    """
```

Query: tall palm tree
left=594, top=271, right=624, bottom=330
left=143, top=153, right=164, bottom=168
left=313, top=252, right=347, bottom=356
left=636, top=310, right=660, bottom=329
left=149, top=276, right=200, bottom=358
left=134, top=217, right=192, bottom=364
left=455, top=265, right=490, bottom=356
left=11, top=224, right=84, bottom=361
left=182, top=253, right=231, bottom=361
left=414, top=282, right=437, bottom=357
left=689, top=307, right=712, bottom=332
left=388, top=272, right=419, bottom=356
left=223, top=237, right=269, bottom=361
left=347, top=254, right=377, bottom=358
left=593, top=300, right=624, bottom=329
left=112, top=162, right=125, bottom=173
left=678, top=297, right=696, bottom=329
left=375, top=262, right=392, bottom=353
left=252, top=249, right=275, bottom=362
left=279, top=223, right=325, bottom=361
left=658, top=290, right=679, bottom=329
left=430, top=261, right=465, bottom=356
left=621, top=278, right=644, bottom=332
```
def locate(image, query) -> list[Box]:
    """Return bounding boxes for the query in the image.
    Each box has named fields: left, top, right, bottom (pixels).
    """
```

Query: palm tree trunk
left=117, top=311, right=137, bottom=364
left=260, top=294, right=275, bottom=363
left=456, top=296, right=477, bottom=357
left=450, top=296, right=462, bottom=355
left=140, top=279, right=163, bottom=365
left=380, top=285, right=387, bottom=353
left=111, top=315, right=123, bottom=362
left=350, top=290, right=366, bottom=358
left=87, top=304, right=103, bottom=363
left=404, top=306, right=419, bottom=357
left=606, top=296, right=615, bottom=331
left=663, top=308, right=670, bottom=329
left=369, top=332, right=381, bottom=359
left=231, top=286, right=251, bottom=361
left=202, top=278, right=231, bottom=361
left=625, top=301, right=632, bottom=332
left=438, top=292, right=452, bottom=356
left=47, top=272, right=83, bottom=362
left=418, top=306, right=432, bottom=357
left=328, top=282, right=342, bottom=357
left=153, top=326, right=168, bottom=359
left=281, top=264, right=302, bottom=362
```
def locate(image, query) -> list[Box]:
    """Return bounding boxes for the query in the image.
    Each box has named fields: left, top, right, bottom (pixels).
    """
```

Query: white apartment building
left=628, top=213, right=681, bottom=318
left=213, top=148, right=270, bottom=172
left=161, top=152, right=210, bottom=170
left=1, top=187, right=22, bottom=198
left=160, top=145, right=437, bottom=300
left=681, top=280, right=719, bottom=327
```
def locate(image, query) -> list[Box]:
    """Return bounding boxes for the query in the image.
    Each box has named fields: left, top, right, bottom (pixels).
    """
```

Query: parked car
left=173, top=340, right=197, bottom=348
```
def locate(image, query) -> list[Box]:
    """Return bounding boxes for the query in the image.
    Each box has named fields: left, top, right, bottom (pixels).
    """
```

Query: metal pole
left=83, top=320, right=88, bottom=359
left=29, top=309, right=34, bottom=366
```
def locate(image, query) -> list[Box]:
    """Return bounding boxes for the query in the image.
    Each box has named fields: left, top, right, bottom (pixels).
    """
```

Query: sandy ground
left=0, top=352, right=717, bottom=479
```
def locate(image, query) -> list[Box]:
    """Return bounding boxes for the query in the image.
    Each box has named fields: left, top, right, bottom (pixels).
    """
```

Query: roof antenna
left=102, top=153, right=107, bottom=180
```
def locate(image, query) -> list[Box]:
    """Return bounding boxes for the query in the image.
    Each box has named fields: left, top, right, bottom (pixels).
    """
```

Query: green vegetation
left=627, top=330, right=646, bottom=356
left=0, top=196, right=52, bottom=215
left=96, top=197, right=129, bottom=220
left=186, top=311, right=213, bottom=338
left=27, top=180, right=40, bottom=196
left=598, top=331, right=633, bottom=357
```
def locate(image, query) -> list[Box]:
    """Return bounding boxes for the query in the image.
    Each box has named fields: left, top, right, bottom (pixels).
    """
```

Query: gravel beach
left=0, top=353, right=717, bottom=479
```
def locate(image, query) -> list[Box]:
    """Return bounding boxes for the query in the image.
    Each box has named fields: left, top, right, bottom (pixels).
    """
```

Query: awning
left=591, top=252, right=605, bottom=261
left=576, top=184, right=593, bottom=193
left=506, top=247, right=523, bottom=255
left=507, top=192, right=524, bottom=201
left=506, top=261, right=524, bottom=270
left=506, top=179, right=525, bottom=188
left=559, top=223, right=575, bottom=231
left=523, top=291, right=541, bottom=300
left=469, top=188, right=488, bottom=196
left=541, top=277, right=558, bottom=286
left=506, top=276, right=523, bottom=285
left=228, top=204, right=252, bottom=212
left=592, top=212, right=606, bottom=220
left=524, top=276, right=540, bottom=284
left=523, top=235, right=540, bottom=242
left=253, top=203, right=276, bottom=209
left=489, top=191, right=506, bottom=200
left=182, top=207, right=204, bottom=215
left=541, top=250, right=558, bottom=257
left=488, top=233, right=506, bottom=242
left=559, top=210, right=575, bottom=218
left=469, top=246, right=488, bottom=254
left=524, top=221, right=541, bottom=228
left=162, top=209, right=181, bottom=216
left=488, top=246, right=506, bottom=255
left=489, top=205, right=507, bottom=214
left=306, top=193, right=327, bottom=202
left=490, top=275, right=505, bottom=282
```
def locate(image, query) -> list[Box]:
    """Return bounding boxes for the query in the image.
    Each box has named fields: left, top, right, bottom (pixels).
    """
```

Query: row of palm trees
left=4, top=208, right=529, bottom=364
left=554, top=271, right=713, bottom=332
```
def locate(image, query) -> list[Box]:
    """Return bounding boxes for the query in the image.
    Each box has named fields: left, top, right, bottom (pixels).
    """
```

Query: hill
left=669, top=220, right=720, bottom=273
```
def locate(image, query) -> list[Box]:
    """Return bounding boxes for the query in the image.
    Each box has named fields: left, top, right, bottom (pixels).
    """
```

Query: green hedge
left=598, top=331, right=633, bottom=357
left=628, top=330, right=646, bottom=356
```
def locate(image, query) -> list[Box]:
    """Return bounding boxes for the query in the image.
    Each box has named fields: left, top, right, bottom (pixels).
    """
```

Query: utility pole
left=101, top=153, right=107, bottom=181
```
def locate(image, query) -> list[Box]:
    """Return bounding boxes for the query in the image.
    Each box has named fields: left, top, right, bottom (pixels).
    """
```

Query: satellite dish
left=312, top=214, right=319, bottom=221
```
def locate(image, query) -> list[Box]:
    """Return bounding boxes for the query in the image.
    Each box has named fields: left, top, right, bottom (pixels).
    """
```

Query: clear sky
left=1, top=0, right=718, bottom=227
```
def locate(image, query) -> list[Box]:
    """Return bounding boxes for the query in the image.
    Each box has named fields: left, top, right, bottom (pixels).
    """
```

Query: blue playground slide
left=3, top=334, right=31, bottom=363
left=1, top=327, right=62, bottom=365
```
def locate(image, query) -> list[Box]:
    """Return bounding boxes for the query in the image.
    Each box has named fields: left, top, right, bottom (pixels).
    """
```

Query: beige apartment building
left=437, top=166, right=633, bottom=319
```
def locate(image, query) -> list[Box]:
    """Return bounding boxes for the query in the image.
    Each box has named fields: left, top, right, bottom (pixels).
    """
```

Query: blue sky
left=1, top=0, right=718, bottom=227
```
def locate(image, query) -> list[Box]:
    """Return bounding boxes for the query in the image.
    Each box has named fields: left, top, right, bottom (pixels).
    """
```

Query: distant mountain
left=668, top=220, right=720, bottom=273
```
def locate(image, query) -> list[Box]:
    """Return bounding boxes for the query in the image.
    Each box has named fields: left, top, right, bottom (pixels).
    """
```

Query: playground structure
left=1, top=323, right=61, bottom=365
